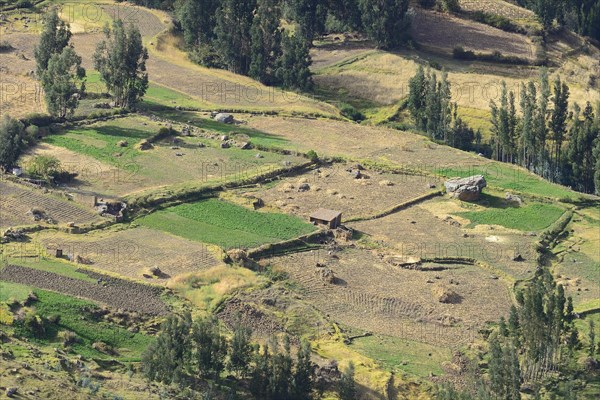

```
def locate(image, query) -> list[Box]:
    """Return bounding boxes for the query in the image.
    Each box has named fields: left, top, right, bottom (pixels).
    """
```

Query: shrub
left=419, top=0, right=436, bottom=8
left=26, top=155, right=62, bottom=181
left=306, top=150, right=319, bottom=162
left=59, top=330, right=80, bottom=347
left=22, top=113, right=54, bottom=127
left=0, top=41, right=14, bottom=53
left=16, top=0, right=33, bottom=9
left=453, top=46, right=476, bottom=60
left=0, top=115, right=26, bottom=168
left=441, top=0, right=460, bottom=13
left=467, top=11, right=524, bottom=34
left=340, top=103, right=365, bottom=122
left=189, top=44, right=224, bottom=69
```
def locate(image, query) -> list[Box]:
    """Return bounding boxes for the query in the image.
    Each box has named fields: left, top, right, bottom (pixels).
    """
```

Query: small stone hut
left=310, top=209, right=342, bottom=229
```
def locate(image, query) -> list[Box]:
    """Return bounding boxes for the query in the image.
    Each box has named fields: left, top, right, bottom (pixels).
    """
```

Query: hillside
left=0, top=1, right=599, bottom=399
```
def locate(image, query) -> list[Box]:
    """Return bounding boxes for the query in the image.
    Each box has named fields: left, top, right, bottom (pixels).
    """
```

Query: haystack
left=432, top=285, right=462, bottom=304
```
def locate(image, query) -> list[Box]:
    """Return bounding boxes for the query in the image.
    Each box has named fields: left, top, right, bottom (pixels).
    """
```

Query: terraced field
left=0, top=264, right=168, bottom=315
left=34, top=227, right=220, bottom=281
left=267, top=247, right=513, bottom=348
left=0, top=180, right=102, bottom=229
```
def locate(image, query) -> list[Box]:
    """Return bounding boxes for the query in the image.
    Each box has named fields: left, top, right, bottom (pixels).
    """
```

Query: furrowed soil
left=0, top=264, right=168, bottom=314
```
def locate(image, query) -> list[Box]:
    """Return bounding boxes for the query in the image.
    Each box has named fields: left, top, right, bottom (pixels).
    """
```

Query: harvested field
left=410, top=10, right=535, bottom=60
left=246, top=164, right=441, bottom=220
left=98, top=4, right=165, bottom=38
left=267, top=247, right=513, bottom=347
left=217, top=297, right=289, bottom=340
left=35, top=227, right=220, bottom=281
left=311, top=36, right=375, bottom=71
left=351, top=198, right=539, bottom=280
left=245, top=115, right=479, bottom=167
left=0, top=180, right=103, bottom=229
left=0, top=264, right=168, bottom=314
left=459, top=0, right=538, bottom=25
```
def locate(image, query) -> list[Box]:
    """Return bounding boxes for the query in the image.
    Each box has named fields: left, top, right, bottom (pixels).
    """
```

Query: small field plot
left=0, top=181, right=103, bottom=229
left=244, top=164, right=440, bottom=220
left=33, top=115, right=305, bottom=197
left=352, top=198, right=539, bottom=281
left=33, top=227, right=220, bottom=281
left=410, top=9, right=535, bottom=60
left=455, top=193, right=566, bottom=231
left=552, top=208, right=600, bottom=309
left=138, top=198, right=316, bottom=249
left=0, top=264, right=168, bottom=315
left=267, top=247, right=513, bottom=348
left=350, top=334, right=453, bottom=378
left=459, top=0, right=539, bottom=29
left=245, top=115, right=477, bottom=167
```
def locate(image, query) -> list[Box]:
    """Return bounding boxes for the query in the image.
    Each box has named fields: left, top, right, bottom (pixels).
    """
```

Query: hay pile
left=432, top=285, right=462, bottom=304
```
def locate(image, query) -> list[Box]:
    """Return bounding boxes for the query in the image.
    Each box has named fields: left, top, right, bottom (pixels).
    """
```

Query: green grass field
left=0, top=280, right=32, bottom=302
left=456, top=195, right=566, bottom=231
left=44, top=117, right=155, bottom=166
left=138, top=198, right=316, bottom=249
left=350, top=335, right=452, bottom=378
left=14, top=289, right=152, bottom=361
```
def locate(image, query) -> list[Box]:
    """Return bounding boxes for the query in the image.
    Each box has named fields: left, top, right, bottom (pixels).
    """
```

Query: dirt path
left=0, top=264, right=169, bottom=315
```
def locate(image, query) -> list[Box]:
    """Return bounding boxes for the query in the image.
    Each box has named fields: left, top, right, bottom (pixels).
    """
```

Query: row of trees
left=408, top=66, right=480, bottom=151
left=517, top=0, right=600, bottom=40
left=33, top=8, right=149, bottom=118
left=142, top=313, right=356, bottom=399
left=489, top=71, right=600, bottom=194
left=174, top=0, right=413, bottom=89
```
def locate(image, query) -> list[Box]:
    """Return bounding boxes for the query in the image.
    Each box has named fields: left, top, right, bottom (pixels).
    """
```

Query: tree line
left=142, top=313, right=357, bottom=399
left=517, top=0, right=600, bottom=41
left=489, top=71, right=600, bottom=194
left=407, top=66, right=600, bottom=195
left=438, top=270, right=599, bottom=399
left=168, top=0, right=412, bottom=89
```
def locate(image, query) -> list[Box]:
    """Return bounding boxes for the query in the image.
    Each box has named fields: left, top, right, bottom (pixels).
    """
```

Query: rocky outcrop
left=444, top=175, right=486, bottom=201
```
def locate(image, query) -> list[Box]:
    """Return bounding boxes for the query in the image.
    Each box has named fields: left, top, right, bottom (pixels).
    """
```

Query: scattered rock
left=379, top=180, right=394, bottom=187
left=298, top=183, right=310, bottom=192
left=220, top=142, right=230, bottom=149
left=117, top=140, right=128, bottom=147
left=6, top=387, right=17, bottom=398
left=505, top=192, right=523, bottom=205
left=432, top=286, right=462, bottom=304
left=214, top=113, right=234, bottom=124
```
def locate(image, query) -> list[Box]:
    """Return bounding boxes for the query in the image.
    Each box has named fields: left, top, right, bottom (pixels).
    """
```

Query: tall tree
left=141, top=313, right=192, bottom=385
left=358, top=0, right=410, bottom=49
left=288, top=0, right=327, bottom=42
left=292, top=340, right=315, bottom=400
left=93, top=20, right=149, bottom=108
left=214, top=0, right=257, bottom=75
left=191, top=317, right=228, bottom=378
left=408, top=66, right=428, bottom=131
left=0, top=116, right=26, bottom=169
left=175, top=0, right=220, bottom=47
left=34, top=8, right=72, bottom=77
left=338, top=362, right=357, bottom=400
left=249, top=0, right=283, bottom=84
left=228, top=320, right=253, bottom=377
left=275, top=33, right=313, bottom=90
left=550, top=76, right=569, bottom=179
left=40, top=47, right=85, bottom=119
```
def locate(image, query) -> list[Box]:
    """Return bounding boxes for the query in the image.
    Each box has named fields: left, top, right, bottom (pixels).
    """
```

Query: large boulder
left=214, top=113, right=234, bottom=124
left=444, top=175, right=486, bottom=201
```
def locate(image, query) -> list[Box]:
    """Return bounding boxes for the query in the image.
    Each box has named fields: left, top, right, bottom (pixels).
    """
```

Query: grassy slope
left=138, top=198, right=316, bottom=249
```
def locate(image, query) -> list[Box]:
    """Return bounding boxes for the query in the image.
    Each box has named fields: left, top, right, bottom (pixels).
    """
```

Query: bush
left=189, top=44, right=224, bottom=69
left=419, top=0, right=436, bottom=8
left=306, top=150, right=319, bottom=162
left=0, top=41, right=14, bottom=53
left=467, top=11, right=524, bottom=34
left=16, top=0, right=33, bottom=9
left=26, top=155, right=62, bottom=180
left=453, top=46, right=476, bottom=60
left=340, top=103, right=365, bottom=122
left=21, top=113, right=54, bottom=127
left=441, top=0, right=460, bottom=13
left=0, top=115, right=26, bottom=168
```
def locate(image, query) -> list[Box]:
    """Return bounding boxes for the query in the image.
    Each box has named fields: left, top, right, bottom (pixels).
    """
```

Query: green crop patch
left=456, top=196, right=565, bottom=231
left=138, top=198, right=316, bottom=249
left=44, top=118, right=156, bottom=166
left=14, top=289, right=152, bottom=361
